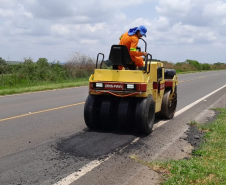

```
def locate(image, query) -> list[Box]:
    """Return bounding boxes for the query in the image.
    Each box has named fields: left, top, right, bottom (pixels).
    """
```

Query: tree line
left=0, top=55, right=225, bottom=88
left=161, top=59, right=226, bottom=72
left=0, top=53, right=95, bottom=88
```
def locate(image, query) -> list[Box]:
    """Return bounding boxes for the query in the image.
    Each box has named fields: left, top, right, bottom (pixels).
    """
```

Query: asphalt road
left=0, top=70, right=226, bottom=185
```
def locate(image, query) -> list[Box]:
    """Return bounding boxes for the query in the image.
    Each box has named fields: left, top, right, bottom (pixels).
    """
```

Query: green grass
left=146, top=108, right=226, bottom=185
left=176, top=70, right=224, bottom=74
left=177, top=70, right=204, bottom=74
left=0, top=78, right=89, bottom=95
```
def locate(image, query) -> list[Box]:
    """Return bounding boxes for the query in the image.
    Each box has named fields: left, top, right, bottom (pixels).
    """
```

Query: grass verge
left=177, top=70, right=205, bottom=74
left=144, top=108, right=226, bottom=184
left=0, top=79, right=89, bottom=95
left=176, top=69, right=224, bottom=74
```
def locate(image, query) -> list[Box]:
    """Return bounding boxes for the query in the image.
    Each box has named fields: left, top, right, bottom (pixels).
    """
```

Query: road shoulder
left=126, top=92, right=226, bottom=185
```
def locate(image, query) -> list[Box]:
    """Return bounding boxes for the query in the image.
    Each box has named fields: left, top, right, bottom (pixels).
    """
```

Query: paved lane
left=0, top=70, right=225, bottom=185
left=0, top=86, right=88, bottom=119
left=177, top=71, right=226, bottom=109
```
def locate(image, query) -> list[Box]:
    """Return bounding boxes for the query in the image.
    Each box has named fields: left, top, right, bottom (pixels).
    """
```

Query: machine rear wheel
left=135, top=95, right=155, bottom=135
left=160, top=89, right=177, bottom=119
left=84, top=95, right=102, bottom=129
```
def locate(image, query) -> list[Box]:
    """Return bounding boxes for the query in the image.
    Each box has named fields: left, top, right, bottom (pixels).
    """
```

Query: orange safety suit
left=119, top=31, right=144, bottom=68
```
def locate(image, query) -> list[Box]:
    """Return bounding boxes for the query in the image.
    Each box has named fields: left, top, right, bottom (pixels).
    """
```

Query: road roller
left=84, top=39, right=178, bottom=135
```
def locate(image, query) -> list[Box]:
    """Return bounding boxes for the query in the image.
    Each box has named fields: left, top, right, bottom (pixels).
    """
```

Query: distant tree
left=0, top=57, right=7, bottom=74
left=152, top=59, right=160, bottom=61
left=185, top=59, right=201, bottom=70
left=213, top=62, right=224, bottom=66
left=175, top=62, right=183, bottom=66
left=0, top=57, right=6, bottom=65
left=104, top=60, right=113, bottom=67
left=201, top=63, right=211, bottom=70
left=24, top=57, right=34, bottom=65
left=37, top=58, right=49, bottom=68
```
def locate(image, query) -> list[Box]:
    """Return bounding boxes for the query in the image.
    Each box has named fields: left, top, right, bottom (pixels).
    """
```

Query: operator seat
left=109, top=45, right=137, bottom=70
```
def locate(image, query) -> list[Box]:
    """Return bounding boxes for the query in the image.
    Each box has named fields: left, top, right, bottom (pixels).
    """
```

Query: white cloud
left=0, top=8, right=14, bottom=17
left=0, top=0, right=16, bottom=8
left=80, top=39, right=99, bottom=44
left=156, top=0, right=192, bottom=17
left=155, top=16, right=170, bottom=31
left=85, top=23, right=106, bottom=32
left=222, top=18, right=226, bottom=25
left=18, top=4, right=33, bottom=18
left=114, top=12, right=127, bottom=22
left=101, top=0, right=150, bottom=9
left=203, top=1, right=226, bottom=17
left=0, top=0, right=225, bottom=63
left=51, top=25, right=70, bottom=36
left=50, top=23, right=107, bottom=39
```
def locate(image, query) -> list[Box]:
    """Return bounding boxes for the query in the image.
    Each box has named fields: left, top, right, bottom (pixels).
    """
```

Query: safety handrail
left=147, top=53, right=152, bottom=74
left=139, top=38, right=147, bottom=52
left=95, top=53, right=105, bottom=69
left=139, top=38, right=150, bottom=73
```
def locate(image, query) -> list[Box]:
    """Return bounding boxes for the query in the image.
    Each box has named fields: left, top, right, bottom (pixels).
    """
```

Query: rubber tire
left=160, top=90, right=177, bottom=119
left=117, top=98, right=136, bottom=131
left=135, top=95, right=155, bottom=135
left=100, top=96, right=117, bottom=130
left=84, top=95, right=102, bottom=129
left=165, top=69, right=176, bottom=79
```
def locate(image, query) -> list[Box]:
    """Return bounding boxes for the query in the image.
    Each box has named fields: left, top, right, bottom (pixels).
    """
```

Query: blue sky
left=0, top=0, right=226, bottom=64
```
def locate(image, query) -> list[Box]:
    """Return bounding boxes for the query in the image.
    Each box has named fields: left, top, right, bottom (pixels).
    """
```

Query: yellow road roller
left=84, top=39, right=178, bottom=135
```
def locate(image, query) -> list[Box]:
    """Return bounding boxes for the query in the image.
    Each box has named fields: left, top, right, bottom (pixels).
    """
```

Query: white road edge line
left=174, top=84, right=226, bottom=117
left=53, top=160, right=105, bottom=185
left=153, top=84, right=226, bottom=129
left=54, top=84, right=226, bottom=185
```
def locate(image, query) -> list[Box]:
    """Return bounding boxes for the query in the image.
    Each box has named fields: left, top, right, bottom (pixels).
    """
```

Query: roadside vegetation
left=160, top=59, right=226, bottom=73
left=145, top=108, right=226, bottom=184
left=0, top=55, right=226, bottom=95
left=0, top=53, right=94, bottom=95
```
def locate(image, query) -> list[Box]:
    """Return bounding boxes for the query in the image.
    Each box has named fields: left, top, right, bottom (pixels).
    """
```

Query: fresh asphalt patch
left=205, top=110, right=220, bottom=123
left=55, top=118, right=163, bottom=160
left=184, top=124, right=205, bottom=150
left=183, top=110, right=220, bottom=157
left=56, top=131, right=137, bottom=160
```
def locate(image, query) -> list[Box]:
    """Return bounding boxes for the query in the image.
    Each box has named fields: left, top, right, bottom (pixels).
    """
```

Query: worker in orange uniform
left=119, top=25, right=148, bottom=69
